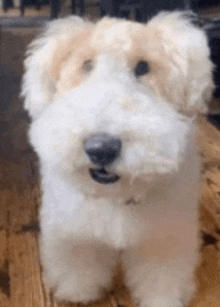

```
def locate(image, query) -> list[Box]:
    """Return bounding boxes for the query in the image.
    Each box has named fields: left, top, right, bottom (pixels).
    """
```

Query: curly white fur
left=21, top=11, right=214, bottom=307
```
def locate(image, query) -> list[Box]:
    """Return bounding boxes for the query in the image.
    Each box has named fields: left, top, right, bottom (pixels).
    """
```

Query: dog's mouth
left=89, top=167, right=120, bottom=184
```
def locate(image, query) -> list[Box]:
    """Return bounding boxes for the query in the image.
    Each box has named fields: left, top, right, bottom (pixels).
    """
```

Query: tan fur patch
left=54, top=20, right=169, bottom=100
left=91, top=18, right=142, bottom=54
left=44, top=15, right=213, bottom=114
left=54, top=29, right=96, bottom=96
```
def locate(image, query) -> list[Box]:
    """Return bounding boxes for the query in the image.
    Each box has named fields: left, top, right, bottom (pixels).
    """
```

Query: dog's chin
left=89, top=167, right=120, bottom=184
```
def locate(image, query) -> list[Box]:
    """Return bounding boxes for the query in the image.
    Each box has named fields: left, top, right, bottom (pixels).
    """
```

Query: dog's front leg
left=40, top=231, right=117, bottom=304
left=122, top=220, right=198, bottom=307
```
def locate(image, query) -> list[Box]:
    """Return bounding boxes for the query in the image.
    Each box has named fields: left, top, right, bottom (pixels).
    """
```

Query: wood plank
left=0, top=230, right=10, bottom=307
left=0, top=190, right=10, bottom=229
left=9, top=186, right=40, bottom=233
left=197, top=117, right=220, bottom=165
left=9, top=232, right=45, bottom=307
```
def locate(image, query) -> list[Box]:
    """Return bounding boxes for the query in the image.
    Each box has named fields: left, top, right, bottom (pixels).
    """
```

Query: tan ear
left=147, top=11, right=215, bottom=115
left=21, top=16, right=89, bottom=120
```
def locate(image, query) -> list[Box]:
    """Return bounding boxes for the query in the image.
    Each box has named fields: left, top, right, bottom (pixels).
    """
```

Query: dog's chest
left=40, top=151, right=200, bottom=249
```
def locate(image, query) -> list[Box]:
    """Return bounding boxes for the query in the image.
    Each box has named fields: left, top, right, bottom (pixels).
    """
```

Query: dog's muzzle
left=84, top=133, right=121, bottom=184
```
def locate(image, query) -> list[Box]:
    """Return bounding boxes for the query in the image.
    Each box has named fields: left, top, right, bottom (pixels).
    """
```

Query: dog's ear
left=21, top=16, right=87, bottom=120
left=147, top=11, right=214, bottom=115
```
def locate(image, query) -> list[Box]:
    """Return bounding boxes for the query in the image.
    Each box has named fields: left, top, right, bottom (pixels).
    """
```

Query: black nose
left=84, top=133, right=121, bottom=166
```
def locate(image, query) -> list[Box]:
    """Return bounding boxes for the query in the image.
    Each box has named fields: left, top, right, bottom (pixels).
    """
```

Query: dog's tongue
left=89, top=167, right=120, bottom=184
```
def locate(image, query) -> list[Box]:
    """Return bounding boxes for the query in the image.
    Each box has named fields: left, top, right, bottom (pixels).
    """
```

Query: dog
left=21, top=11, right=214, bottom=307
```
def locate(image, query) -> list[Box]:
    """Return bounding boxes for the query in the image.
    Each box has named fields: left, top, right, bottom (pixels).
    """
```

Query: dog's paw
left=43, top=269, right=103, bottom=303
left=52, top=273, right=103, bottom=304
left=144, top=296, right=184, bottom=307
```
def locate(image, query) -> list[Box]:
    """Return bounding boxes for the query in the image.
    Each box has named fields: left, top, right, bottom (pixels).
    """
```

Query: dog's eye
left=82, top=60, right=93, bottom=73
left=135, top=61, right=149, bottom=77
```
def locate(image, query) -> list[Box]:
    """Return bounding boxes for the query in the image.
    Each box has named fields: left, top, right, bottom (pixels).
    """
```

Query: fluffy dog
left=21, top=11, right=214, bottom=307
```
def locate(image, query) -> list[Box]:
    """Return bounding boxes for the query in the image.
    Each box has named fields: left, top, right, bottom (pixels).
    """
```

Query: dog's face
left=22, top=12, right=214, bottom=196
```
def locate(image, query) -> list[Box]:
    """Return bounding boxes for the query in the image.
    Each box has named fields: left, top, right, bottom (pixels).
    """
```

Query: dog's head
left=21, top=11, right=214, bottom=195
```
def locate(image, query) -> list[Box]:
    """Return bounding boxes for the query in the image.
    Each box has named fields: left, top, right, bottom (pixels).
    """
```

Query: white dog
left=21, top=11, right=214, bottom=307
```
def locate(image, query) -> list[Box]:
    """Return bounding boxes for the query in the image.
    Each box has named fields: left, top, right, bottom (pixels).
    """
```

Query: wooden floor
left=1, top=17, right=220, bottom=307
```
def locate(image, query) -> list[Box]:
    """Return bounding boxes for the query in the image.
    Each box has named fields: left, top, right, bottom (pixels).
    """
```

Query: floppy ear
left=147, top=11, right=214, bottom=115
left=21, top=16, right=87, bottom=120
